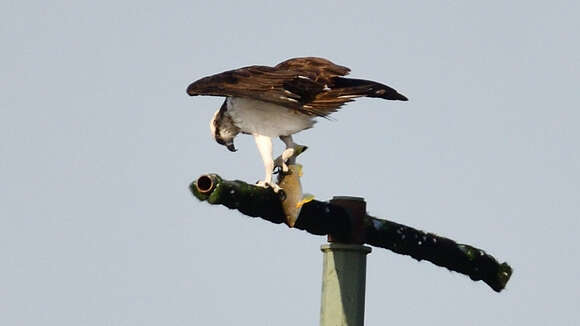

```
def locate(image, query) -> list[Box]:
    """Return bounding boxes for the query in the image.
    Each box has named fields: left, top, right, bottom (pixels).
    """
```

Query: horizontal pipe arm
left=190, top=174, right=512, bottom=292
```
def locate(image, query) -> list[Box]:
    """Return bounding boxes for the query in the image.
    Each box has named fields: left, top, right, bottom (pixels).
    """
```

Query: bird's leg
left=276, top=135, right=296, bottom=173
left=253, top=134, right=281, bottom=192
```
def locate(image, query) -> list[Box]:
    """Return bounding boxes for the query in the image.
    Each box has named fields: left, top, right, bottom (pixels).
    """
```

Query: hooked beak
left=226, top=143, right=237, bottom=152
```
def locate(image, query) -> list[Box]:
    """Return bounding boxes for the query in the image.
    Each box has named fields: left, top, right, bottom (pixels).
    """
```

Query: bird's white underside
left=227, top=97, right=315, bottom=137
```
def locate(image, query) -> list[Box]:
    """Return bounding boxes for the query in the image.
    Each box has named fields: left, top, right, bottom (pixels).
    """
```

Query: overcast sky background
left=1, top=1, right=579, bottom=325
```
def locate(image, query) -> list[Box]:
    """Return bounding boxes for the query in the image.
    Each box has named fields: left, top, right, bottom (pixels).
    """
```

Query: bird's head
left=210, top=100, right=240, bottom=152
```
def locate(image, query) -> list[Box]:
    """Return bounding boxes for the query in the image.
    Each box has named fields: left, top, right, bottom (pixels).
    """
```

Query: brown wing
left=186, top=65, right=306, bottom=110
left=186, top=57, right=407, bottom=117
left=282, top=58, right=407, bottom=114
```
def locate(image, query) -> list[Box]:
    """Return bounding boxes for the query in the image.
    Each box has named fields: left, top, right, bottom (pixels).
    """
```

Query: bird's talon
left=256, top=180, right=282, bottom=193
left=270, top=183, right=282, bottom=193
left=278, top=189, right=287, bottom=201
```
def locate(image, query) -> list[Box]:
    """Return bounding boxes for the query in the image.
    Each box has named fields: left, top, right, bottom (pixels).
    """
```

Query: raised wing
left=186, top=57, right=407, bottom=117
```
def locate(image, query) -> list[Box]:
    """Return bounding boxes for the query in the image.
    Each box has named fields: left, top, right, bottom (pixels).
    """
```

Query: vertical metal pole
left=320, top=196, right=371, bottom=326
left=320, top=243, right=372, bottom=326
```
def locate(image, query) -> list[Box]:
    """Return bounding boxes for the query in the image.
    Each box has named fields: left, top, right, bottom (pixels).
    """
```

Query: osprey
left=187, top=57, right=407, bottom=191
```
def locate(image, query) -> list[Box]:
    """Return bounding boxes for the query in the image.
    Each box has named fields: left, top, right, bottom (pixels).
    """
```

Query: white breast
left=227, top=97, right=315, bottom=137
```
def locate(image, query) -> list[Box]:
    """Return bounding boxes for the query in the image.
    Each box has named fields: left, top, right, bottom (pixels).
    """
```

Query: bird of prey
left=186, top=57, right=407, bottom=191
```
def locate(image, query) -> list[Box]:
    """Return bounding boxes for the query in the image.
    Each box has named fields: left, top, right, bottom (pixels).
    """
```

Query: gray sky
left=1, top=0, right=579, bottom=325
